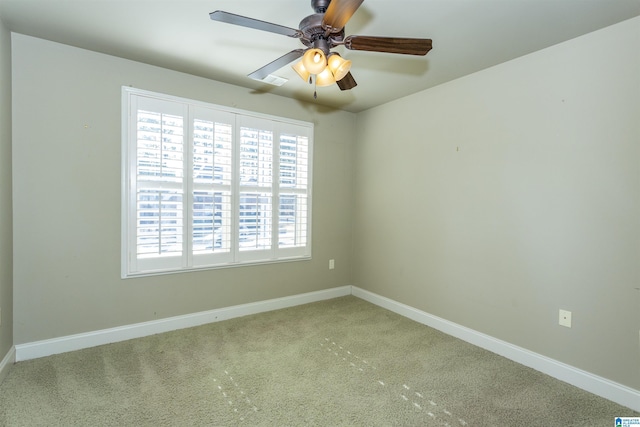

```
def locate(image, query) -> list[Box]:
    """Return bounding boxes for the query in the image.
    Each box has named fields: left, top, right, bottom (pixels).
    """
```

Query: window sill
left=122, top=255, right=312, bottom=279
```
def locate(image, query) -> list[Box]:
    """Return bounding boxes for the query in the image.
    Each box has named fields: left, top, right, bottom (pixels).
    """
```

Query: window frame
left=121, top=87, right=313, bottom=278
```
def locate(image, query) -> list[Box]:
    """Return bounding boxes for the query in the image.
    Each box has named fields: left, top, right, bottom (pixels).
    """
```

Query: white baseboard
left=0, top=345, right=16, bottom=384
left=351, top=286, right=640, bottom=412
left=15, top=286, right=351, bottom=362
left=13, top=284, right=639, bottom=412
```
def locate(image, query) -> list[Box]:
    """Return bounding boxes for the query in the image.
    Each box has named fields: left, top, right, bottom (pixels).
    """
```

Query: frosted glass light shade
left=315, top=67, right=336, bottom=87
left=302, top=48, right=327, bottom=75
left=292, top=61, right=310, bottom=82
left=327, top=53, right=352, bottom=81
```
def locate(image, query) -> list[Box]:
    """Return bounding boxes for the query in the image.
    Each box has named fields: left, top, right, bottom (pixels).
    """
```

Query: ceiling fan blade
left=210, top=11, right=303, bottom=38
left=344, top=35, right=432, bottom=55
left=248, top=49, right=305, bottom=81
left=336, top=72, right=357, bottom=91
left=322, top=0, right=364, bottom=32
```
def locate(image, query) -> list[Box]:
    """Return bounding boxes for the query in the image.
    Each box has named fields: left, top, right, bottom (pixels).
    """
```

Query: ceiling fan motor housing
left=299, top=13, right=345, bottom=52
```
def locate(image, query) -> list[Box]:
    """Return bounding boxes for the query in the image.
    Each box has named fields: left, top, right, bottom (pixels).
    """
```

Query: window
left=121, top=87, right=312, bottom=277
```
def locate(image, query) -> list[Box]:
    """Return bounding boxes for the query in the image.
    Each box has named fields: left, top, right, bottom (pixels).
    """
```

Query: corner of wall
left=0, top=346, right=16, bottom=385
left=0, top=15, right=15, bottom=372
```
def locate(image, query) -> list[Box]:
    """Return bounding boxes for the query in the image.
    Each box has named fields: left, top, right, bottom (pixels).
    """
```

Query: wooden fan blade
left=336, top=72, right=357, bottom=91
left=248, top=49, right=305, bottom=81
left=210, top=11, right=303, bottom=38
left=322, top=0, right=364, bottom=32
left=344, top=35, right=432, bottom=55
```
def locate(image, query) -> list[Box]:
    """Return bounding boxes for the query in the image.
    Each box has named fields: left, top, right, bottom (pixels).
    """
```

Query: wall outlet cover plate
left=559, top=309, right=572, bottom=328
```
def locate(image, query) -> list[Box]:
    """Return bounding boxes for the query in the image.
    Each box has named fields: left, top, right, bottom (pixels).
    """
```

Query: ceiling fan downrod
left=311, top=37, right=331, bottom=56
left=311, top=0, right=331, bottom=14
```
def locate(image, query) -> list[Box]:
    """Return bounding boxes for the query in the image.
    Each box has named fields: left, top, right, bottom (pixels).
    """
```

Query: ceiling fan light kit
left=301, top=48, right=327, bottom=74
left=327, top=53, right=352, bottom=81
left=292, top=60, right=311, bottom=82
left=293, top=49, right=352, bottom=87
left=210, top=0, right=432, bottom=97
left=316, top=67, right=337, bottom=87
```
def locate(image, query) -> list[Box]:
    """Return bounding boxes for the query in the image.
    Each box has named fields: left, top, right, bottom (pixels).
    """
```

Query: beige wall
left=353, top=17, right=640, bottom=390
left=11, top=34, right=355, bottom=344
left=0, top=15, right=14, bottom=365
left=7, top=14, right=639, bottom=396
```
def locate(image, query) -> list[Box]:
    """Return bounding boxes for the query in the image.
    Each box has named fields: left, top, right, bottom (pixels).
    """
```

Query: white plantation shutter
left=278, top=127, right=310, bottom=253
left=191, top=107, right=235, bottom=266
left=122, top=87, right=312, bottom=277
left=127, top=96, right=188, bottom=273
left=237, top=117, right=274, bottom=260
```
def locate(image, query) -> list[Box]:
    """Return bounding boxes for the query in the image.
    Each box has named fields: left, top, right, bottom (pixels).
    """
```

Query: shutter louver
left=239, top=192, right=272, bottom=251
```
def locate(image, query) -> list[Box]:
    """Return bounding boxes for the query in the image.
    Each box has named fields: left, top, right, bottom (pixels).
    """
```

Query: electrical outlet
left=559, top=309, right=572, bottom=328
left=329, top=259, right=335, bottom=270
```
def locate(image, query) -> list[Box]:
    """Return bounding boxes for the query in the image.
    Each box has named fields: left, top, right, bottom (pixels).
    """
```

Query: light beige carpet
left=0, top=296, right=637, bottom=426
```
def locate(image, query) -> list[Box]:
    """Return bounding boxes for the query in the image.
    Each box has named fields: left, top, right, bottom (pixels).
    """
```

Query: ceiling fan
left=210, top=0, right=432, bottom=95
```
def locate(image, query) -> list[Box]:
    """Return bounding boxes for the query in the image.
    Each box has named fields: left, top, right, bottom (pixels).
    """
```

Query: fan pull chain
left=313, top=75, right=318, bottom=99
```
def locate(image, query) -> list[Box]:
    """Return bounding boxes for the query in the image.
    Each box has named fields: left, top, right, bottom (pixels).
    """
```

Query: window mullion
left=273, top=126, right=281, bottom=255
left=126, top=95, right=139, bottom=274
left=232, top=115, right=241, bottom=263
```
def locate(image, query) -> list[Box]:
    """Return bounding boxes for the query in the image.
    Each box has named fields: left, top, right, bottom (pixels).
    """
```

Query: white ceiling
left=1, top=0, right=639, bottom=113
